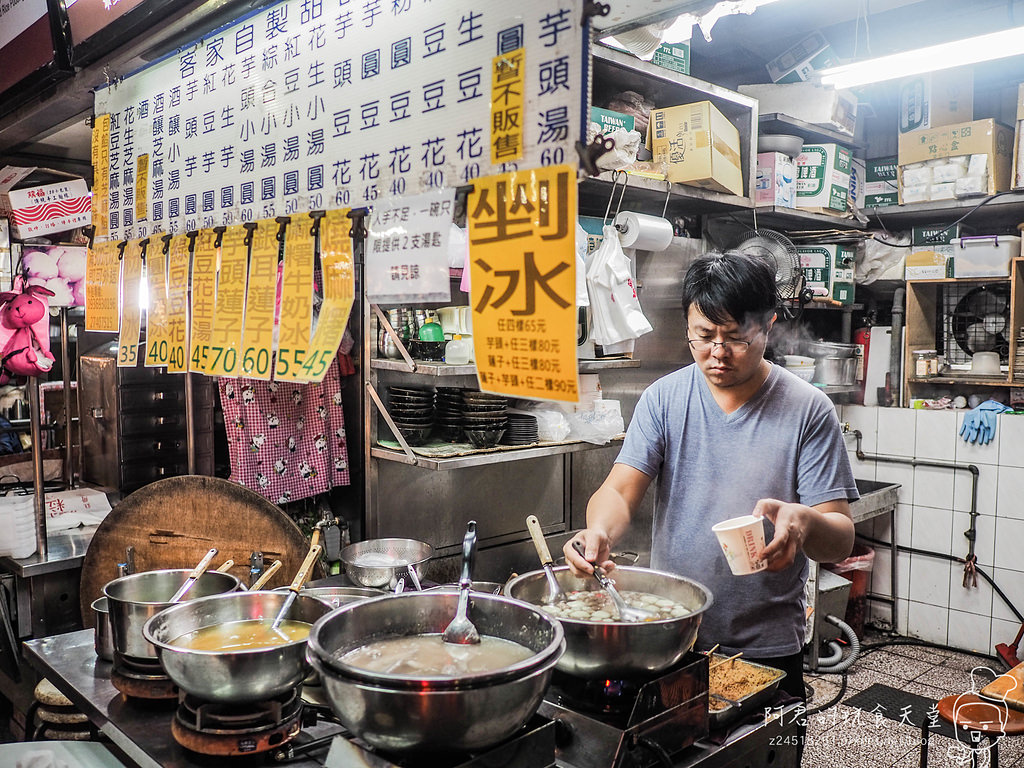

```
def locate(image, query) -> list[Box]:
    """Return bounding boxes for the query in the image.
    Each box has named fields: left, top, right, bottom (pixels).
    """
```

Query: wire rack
left=939, top=282, right=1011, bottom=367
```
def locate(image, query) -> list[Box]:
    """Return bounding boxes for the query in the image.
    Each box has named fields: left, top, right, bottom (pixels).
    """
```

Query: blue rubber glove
left=959, top=411, right=982, bottom=444
left=960, top=400, right=1012, bottom=444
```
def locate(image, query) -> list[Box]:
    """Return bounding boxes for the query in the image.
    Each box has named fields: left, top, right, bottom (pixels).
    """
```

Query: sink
left=849, top=478, right=900, bottom=523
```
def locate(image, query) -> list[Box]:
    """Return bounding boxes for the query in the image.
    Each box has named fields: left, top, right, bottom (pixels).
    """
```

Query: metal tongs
left=571, top=541, right=655, bottom=623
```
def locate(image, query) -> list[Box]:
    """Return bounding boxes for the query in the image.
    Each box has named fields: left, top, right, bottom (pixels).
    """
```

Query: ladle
left=270, top=544, right=323, bottom=631
left=168, top=548, right=219, bottom=603
left=571, top=541, right=655, bottom=623
left=405, top=562, right=423, bottom=591
left=442, top=521, right=480, bottom=645
left=526, top=515, right=564, bottom=604
left=248, top=559, right=283, bottom=591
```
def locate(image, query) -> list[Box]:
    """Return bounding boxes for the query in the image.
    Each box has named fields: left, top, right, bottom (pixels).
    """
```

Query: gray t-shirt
left=616, top=363, right=858, bottom=657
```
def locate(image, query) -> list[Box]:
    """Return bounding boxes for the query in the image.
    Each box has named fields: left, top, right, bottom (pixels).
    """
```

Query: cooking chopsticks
left=708, top=651, right=743, bottom=671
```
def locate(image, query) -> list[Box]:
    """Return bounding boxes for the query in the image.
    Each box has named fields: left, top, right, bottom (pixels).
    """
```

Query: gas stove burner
left=111, top=653, right=178, bottom=700
left=549, top=672, right=648, bottom=717
left=172, top=688, right=303, bottom=757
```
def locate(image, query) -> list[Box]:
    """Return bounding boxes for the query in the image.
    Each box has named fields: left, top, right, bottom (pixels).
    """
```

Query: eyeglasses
left=687, top=338, right=753, bottom=353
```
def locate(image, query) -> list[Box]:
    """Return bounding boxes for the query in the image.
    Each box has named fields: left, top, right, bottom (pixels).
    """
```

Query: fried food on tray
left=708, top=656, right=780, bottom=710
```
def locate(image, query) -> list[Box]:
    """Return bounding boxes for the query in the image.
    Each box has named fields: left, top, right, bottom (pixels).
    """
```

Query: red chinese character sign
left=467, top=165, right=577, bottom=402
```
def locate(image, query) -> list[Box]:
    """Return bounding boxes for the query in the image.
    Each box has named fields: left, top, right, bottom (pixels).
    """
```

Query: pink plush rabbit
left=0, top=284, right=55, bottom=384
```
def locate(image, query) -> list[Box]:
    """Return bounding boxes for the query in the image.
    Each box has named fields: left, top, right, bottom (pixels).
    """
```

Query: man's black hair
left=682, top=250, right=779, bottom=329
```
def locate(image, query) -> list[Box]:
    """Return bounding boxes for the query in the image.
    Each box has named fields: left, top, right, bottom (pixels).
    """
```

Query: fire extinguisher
left=853, top=325, right=871, bottom=405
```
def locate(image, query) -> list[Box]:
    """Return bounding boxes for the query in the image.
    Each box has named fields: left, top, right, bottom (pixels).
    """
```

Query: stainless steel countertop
left=23, top=629, right=342, bottom=768
left=849, top=479, right=900, bottom=524
left=0, top=525, right=98, bottom=577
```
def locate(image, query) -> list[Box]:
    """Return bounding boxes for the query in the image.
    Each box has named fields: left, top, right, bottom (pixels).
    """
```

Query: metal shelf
left=758, top=113, right=865, bottom=151
left=814, top=384, right=861, bottom=395
left=581, top=172, right=750, bottom=218
left=749, top=205, right=866, bottom=231
left=370, top=358, right=641, bottom=375
left=866, top=192, right=1024, bottom=228
left=371, top=437, right=622, bottom=471
left=906, top=376, right=1011, bottom=386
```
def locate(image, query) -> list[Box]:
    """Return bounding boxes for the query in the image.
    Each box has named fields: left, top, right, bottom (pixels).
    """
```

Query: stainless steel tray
left=707, top=655, right=787, bottom=730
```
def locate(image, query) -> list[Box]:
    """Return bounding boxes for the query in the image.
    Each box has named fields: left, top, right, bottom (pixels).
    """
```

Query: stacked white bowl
left=0, top=495, right=37, bottom=558
left=783, top=354, right=816, bottom=383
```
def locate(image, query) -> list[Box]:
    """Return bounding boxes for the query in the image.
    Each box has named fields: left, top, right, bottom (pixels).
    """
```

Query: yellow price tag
left=135, top=154, right=149, bottom=223
left=164, top=234, right=191, bottom=373
left=189, top=230, right=218, bottom=373
left=207, top=224, right=249, bottom=376
left=275, top=220, right=314, bottom=381
left=240, top=220, right=279, bottom=380
left=85, top=239, right=120, bottom=332
left=467, top=165, right=578, bottom=402
left=144, top=237, right=169, bottom=367
left=299, top=211, right=355, bottom=383
left=490, top=48, right=525, bottom=165
left=117, top=240, right=144, bottom=368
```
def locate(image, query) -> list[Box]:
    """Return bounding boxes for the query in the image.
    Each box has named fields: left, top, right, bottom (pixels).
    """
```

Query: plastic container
left=912, top=349, right=940, bottom=378
left=824, top=543, right=874, bottom=637
left=951, top=235, right=1020, bottom=278
left=445, top=334, right=472, bottom=365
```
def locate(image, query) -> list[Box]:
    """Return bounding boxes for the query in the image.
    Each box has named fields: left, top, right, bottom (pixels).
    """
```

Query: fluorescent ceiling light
left=820, top=25, right=1024, bottom=89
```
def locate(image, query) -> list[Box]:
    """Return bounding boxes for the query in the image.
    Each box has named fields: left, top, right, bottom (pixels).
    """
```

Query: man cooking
left=564, top=249, right=858, bottom=701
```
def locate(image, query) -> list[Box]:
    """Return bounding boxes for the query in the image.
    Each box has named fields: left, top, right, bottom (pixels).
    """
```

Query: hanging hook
left=603, top=171, right=629, bottom=226
left=661, top=179, right=672, bottom=220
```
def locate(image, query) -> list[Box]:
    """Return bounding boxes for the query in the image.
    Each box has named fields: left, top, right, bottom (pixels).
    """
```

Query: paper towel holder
left=603, top=170, right=629, bottom=225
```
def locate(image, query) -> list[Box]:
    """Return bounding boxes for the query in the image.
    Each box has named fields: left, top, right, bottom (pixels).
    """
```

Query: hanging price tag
left=144, top=237, right=170, bottom=367
left=467, top=165, right=578, bottom=401
left=135, top=154, right=149, bottom=224
left=164, top=234, right=191, bottom=373
left=189, top=230, right=218, bottom=373
left=91, top=115, right=111, bottom=239
left=117, top=240, right=144, bottom=368
left=300, top=210, right=355, bottom=383
left=207, top=224, right=249, bottom=376
left=85, top=239, right=120, bottom=332
left=275, top=220, right=314, bottom=381
left=240, top=220, right=278, bottom=380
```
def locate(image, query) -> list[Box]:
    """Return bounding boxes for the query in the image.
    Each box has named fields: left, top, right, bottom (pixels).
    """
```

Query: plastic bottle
left=445, top=334, right=472, bottom=365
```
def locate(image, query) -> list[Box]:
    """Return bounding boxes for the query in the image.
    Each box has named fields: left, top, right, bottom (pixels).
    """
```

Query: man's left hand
left=752, top=498, right=808, bottom=572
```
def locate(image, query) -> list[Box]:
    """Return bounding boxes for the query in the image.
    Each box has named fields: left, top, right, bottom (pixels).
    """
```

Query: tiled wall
left=838, top=405, right=1024, bottom=656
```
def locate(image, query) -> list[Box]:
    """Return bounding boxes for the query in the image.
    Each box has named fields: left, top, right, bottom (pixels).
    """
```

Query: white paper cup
left=712, top=515, right=767, bottom=575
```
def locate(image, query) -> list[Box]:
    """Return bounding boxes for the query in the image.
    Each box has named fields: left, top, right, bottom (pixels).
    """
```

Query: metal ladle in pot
left=168, top=548, right=219, bottom=603
left=270, top=544, right=323, bottom=632
left=526, top=515, right=564, bottom=604
left=442, top=521, right=481, bottom=645
left=571, top=541, right=655, bottom=623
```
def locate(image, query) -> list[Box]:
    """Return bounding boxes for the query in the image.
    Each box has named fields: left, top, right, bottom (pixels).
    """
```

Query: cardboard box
left=0, top=166, right=91, bottom=239
left=897, top=118, right=1014, bottom=197
left=738, top=82, right=857, bottom=137
left=797, top=244, right=856, bottom=305
left=864, top=156, right=899, bottom=207
left=849, top=157, right=865, bottom=211
left=647, top=101, right=744, bottom=196
left=651, top=43, right=689, bottom=75
left=904, top=250, right=953, bottom=280
left=1012, top=83, right=1024, bottom=189
left=766, top=31, right=840, bottom=84
left=898, top=68, right=973, bottom=134
left=795, top=143, right=852, bottom=214
left=591, top=107, right=635, bottom=134
left=755, top=152, right=796, bottom=207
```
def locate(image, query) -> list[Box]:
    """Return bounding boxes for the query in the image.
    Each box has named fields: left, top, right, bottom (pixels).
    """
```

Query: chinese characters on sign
left=240, top=221, right=280, bottom=379
left=467, top=164, right=577, bottom=401
left=365, top=188, right=455, bottom=303
left=117, top=240, right=144, bottom=368
left=93, top=0, right=584, bottom=242
left=275, top=220, right=315, bottom=381
left=85, top=239, right=120, bottom=332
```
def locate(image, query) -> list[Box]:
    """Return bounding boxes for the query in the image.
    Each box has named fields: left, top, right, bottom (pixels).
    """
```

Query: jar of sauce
left=913, top=349, right=940, bottom=378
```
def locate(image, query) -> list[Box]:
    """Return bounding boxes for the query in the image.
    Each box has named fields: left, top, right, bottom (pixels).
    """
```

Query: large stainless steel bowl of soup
left=504, top=565, right=713, bottom=679
left=307, top=591, right=564, bottom=753
left=103, top=569, right=242, bottom=660
left=143, top=591, right=330, bottom=703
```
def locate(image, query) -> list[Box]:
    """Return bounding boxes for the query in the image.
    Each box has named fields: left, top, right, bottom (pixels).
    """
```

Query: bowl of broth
left=307, top=591, right=564, bottom=753
left=143, top=591, right=330, bottom=703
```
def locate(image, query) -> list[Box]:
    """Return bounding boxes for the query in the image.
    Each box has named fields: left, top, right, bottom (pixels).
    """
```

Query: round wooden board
left=79, top=475, right=322, bottom=627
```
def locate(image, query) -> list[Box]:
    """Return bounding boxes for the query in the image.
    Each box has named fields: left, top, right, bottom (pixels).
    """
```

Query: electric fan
left=733, top=229, right=803, bottom=300
left=946, top=283, right=1010, bottom=365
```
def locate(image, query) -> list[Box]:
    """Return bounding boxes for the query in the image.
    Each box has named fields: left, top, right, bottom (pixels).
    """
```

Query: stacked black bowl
left=386, top=386, right=434, bottom=445
left=434, top=387, right=465, bottom=443
left=502, top=413, right=539, bottom=446
left=461, top=391, right=508, bottom=448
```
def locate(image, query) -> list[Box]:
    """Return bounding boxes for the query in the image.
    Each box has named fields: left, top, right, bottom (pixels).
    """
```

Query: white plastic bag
left=586, top=225, right=653, bottom=345
left=563, top=400, right=625, bottom=445
left=511, top=404, right=571, bottom=442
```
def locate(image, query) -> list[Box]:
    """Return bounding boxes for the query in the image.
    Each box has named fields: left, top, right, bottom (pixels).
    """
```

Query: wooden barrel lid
left=80, top=475, right=322, bottom=626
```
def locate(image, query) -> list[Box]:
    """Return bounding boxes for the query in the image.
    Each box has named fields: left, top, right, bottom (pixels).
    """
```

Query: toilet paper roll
left=613, top=211, right=674, bottom=252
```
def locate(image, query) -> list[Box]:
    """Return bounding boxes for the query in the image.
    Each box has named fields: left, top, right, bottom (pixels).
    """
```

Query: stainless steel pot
left=289, top=585, right=386, bottom=609
left=806, top=341, right=858, bottom=358
left=143, top=591, right=330, bottom=703
left=340, top=538, right=433, bottom=588
left=504, top=565, right=712, bottom=678
left=307, top=591, right=564, bottom=753
left=91, top=597, right=114, bottom=662
left=103, top=569, right=241, bottom=659
left=813, top=356, right=857, bottom=386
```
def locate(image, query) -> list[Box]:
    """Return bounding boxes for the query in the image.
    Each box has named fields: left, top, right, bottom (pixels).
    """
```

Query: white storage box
left=951, top=235, right=1020, bottom=277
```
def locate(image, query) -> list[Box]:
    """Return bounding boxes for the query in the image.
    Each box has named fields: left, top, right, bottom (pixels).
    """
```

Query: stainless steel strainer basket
left=340, top=538, right=433, bottom=588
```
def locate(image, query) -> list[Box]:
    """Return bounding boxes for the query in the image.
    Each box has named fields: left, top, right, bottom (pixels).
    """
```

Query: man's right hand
left=563, top=529, right=615, bottom=576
